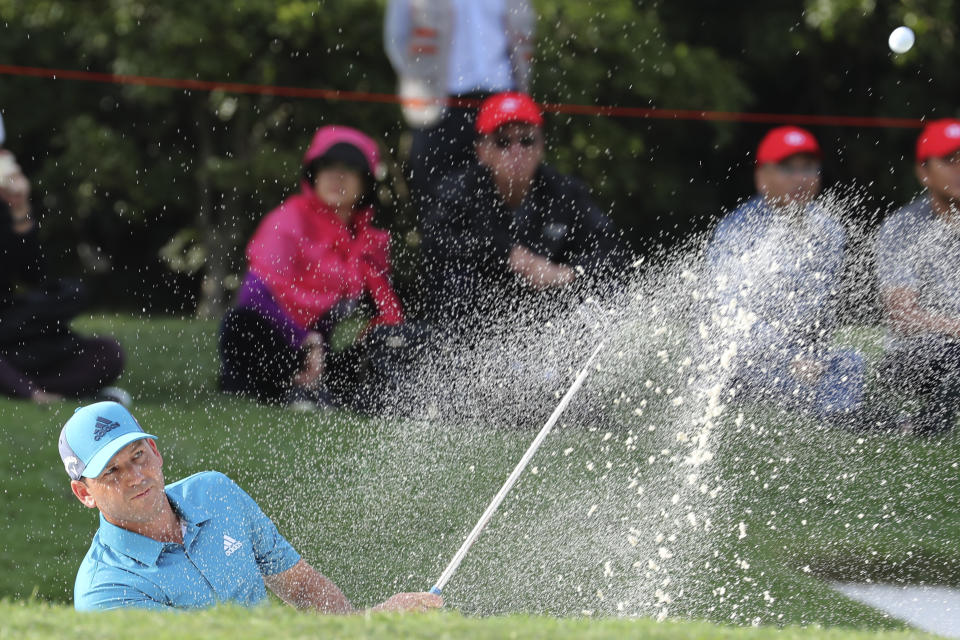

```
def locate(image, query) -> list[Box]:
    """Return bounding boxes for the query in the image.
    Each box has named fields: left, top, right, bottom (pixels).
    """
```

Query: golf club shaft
left=429, top=340, right=605, bottom=595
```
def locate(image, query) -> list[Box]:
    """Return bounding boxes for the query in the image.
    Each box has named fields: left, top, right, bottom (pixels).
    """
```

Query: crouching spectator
left=220, top=126, right=416, bottom=411
left=420, top=92, right=627, bottom=329
left=873, top=119, right=960, bottom=434
left=0, top=114, right=125, bottom=404
left=706, top=126, right=865, bottom=421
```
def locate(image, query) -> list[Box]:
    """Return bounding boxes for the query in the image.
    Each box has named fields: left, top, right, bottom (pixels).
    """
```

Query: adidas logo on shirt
left=223, top=534, right=242, bottom=556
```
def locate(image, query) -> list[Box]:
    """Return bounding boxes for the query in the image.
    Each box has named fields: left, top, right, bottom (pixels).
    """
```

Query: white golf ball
left=888, top=26, right=915, bottom=54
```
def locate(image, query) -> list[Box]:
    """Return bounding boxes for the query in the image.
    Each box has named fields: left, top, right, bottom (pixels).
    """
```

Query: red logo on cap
left=784, top=131, right=809, bottom=146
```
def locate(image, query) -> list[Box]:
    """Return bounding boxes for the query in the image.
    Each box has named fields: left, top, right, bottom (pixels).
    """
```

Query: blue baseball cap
left=58, top=402, right=156, bottom=481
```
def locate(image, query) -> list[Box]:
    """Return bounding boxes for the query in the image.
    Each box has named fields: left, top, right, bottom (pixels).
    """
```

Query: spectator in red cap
left=705, top=126, right=866, bottom=423
left=420, top=91, right=627, bottom=326
left=753, top=125, right=823, bottom=208
left=872, top=118, right=960, bottom=433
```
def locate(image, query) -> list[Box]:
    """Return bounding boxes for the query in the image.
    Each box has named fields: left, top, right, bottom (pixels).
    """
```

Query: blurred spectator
left=219, top=126, right=413, bottom=411
left=420, top=92, right=626, bottom=327
left=384, top=0, right=535, bottom=203
left=706, top=126, right=865, bottom=420
left=873, top=119, right=960, bottom=434
left=0, top=112, right=126, bottom=405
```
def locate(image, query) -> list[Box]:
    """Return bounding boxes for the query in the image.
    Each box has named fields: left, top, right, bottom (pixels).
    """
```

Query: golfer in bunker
left=59, top=401, right=442, bottom=612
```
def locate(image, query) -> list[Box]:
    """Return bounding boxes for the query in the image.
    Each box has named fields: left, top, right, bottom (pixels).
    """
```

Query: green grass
left=0, top=315, right=956, bottom=639
left=0, top=601, right=941, bottom=639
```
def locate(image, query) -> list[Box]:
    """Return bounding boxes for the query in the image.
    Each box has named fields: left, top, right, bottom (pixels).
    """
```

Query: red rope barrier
left=0, top=63, right=924, bottom=129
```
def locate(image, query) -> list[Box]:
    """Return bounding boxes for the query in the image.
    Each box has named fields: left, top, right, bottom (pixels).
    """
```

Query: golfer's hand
left=370, top=592, right=442, bottom=613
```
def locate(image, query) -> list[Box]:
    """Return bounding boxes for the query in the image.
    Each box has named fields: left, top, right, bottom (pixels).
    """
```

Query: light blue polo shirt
left=74, top=471, right=300, bottom=611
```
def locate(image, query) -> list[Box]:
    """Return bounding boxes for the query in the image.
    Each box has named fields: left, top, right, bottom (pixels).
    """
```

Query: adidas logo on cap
left=93, top=416, right=121, bottom=441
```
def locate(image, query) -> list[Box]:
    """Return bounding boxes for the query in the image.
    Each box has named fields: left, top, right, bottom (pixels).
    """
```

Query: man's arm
left=507, top=244, right=574, bottom=289
left=75, top=579, right=173, bottom=612
left=263, top=559, right=353, bottom=613
left=882, top=287, right=960, bottom=339
left=264, top=559, right=442, bottom=614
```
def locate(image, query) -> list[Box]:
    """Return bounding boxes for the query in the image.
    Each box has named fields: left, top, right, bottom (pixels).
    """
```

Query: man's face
left=70, top=439, right=167, bottom=527
left=476, top=122, right=544, bottom=192
left=754, top=153, right=822, bottom=208
left=917, top=149, right=960, bottom=208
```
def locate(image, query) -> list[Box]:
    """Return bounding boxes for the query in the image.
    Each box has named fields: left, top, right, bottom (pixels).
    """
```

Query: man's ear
left=71, top=479, right=97, bottom=509
left=147, top=439, right=163, bottom=468
left=915, top=162, right=929, bottom=186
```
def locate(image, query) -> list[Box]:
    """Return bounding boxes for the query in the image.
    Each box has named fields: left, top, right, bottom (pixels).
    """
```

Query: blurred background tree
left=0, top=0, right=954, bottom=316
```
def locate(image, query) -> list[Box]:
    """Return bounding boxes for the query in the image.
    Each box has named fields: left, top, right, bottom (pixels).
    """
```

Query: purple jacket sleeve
left=234, top=273, right=310, bottom=350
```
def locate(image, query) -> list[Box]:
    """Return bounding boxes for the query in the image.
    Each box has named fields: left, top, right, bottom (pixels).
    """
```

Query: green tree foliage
left=0, top=0, right=401, bottom=315
left=0, top=0, right=957, bottom=315
left=534, top=1, right=750, bottom=245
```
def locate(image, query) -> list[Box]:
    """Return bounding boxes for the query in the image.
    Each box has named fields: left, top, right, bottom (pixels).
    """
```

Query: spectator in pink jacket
left=219, top=126, right=405, bottom=409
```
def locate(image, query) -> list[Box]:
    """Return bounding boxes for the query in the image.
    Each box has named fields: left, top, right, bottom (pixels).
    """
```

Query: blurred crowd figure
left=420, top=92, right=627, bottom=330
left=703, top=120, right=960, bottom=434
left=5, top=1, right=960, bottom=438
left=706, top=126, right=865, bottom=422
left=384, top=0, right=535, bottom=204
left=0, top=112, right=127, bottom=405
left=219, top=125, right=421, bottom=412
left=873, top=119, right=960, bottom=434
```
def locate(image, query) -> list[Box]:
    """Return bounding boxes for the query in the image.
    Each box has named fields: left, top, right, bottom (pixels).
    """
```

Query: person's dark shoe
left=96, top=386, right=133, bottom=408
left=286, top=384, right=335, bottom=412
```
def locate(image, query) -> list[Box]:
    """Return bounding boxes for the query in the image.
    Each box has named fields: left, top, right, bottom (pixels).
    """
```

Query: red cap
left=475, top=92, right=543, bottom=135
left=755, top=126, right=821, bottom=166
left=916, top=119, right=960, bottom=162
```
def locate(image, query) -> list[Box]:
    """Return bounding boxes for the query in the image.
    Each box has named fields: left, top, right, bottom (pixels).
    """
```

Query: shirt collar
left=96, top=489, right=215, bottom=566
left=167, top=489, right=213, bottom=526
left=167, top=489, right=213, bottom=548
left=97, top=513, right=166, bottom=566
